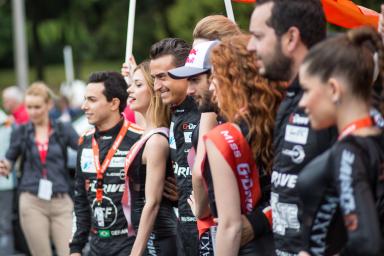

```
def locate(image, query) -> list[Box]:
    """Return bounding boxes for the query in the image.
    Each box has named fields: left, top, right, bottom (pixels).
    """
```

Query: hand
left=298, top=251, right=311, bottom=256
left=121, top=56, right=137, bottom=84
left=162, top=177, right=179, bottom=202
left=187, top=191, right=196, bottom=217
left=69, top=253, right=81, bottom=256
left=0, top=159, right=11, bottom=177
left=240, top=215, right=255, bottom=246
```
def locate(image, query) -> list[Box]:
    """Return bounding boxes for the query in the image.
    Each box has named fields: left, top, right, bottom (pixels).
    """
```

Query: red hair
left=211, top=34, right=284, bottom=172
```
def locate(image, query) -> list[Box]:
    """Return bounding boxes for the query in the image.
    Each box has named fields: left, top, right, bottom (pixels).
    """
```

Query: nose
left=154, top=79, right=162, bottom=92
left=298, top=95, right=306, bottom=109
left=187, top=85, right=196, bottom=96
left=209, top=81, right=215, bottom=92
left=81, top=100, right=88, bottom=111
left=127, top=85, right=133, bottom=95
left=247, top=37, right=256, bottom=52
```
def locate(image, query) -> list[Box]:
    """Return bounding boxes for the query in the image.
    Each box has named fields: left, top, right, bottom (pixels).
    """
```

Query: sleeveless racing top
left=202, top=122, right=274, bottom=255
left=123, top=129, right=177, bottom=238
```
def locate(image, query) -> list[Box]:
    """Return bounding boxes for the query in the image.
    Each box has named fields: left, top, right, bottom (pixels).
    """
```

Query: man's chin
left=85, top=118, right=95, bottom=125
left=160, top=96, right=171, bottom=105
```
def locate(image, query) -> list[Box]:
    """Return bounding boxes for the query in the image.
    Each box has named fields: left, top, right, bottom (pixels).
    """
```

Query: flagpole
left=125, top=0, right=136, bottom=63
left=224, top=0, right=235, bottom=22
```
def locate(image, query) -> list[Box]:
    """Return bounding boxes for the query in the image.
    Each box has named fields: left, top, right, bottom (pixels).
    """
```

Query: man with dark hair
left=70, top=71, right=143, bottom=256
left=247, top=1, right=337, bottom=255
left=150, top=38, right=201, bottom=256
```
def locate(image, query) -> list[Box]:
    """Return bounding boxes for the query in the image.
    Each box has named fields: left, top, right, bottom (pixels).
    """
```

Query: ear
left=327, top=78, right=342, bottom=104
left=281, top=27, right=301, bottom=55
left=110, top=98, right=121, bottom=111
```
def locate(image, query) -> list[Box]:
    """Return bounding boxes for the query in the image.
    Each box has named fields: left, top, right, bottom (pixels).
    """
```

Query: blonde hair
left=26, top=82, right=55, bottom=103
left=193, top=15, right=241, bottom=41
left=134, top=61, right=170, bottom=127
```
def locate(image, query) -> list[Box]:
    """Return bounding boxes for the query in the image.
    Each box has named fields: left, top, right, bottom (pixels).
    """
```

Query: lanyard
left=338, top=116, right=373, bottom=140
left=92, top=119, right=130, bottom=203
left=35, top=123, right=51, bottom=178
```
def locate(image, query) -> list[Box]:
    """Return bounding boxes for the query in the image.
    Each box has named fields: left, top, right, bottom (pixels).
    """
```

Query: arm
left=1, top=125, right=26, bottom=176
left=130, top=134, right=169, bottom=256
left=69, top=143, right=91, bottom=255
left=5, top=125, right=25, bottom=165
left=65, top=122, right=80, bottom=150
left=335, top=147, right=382, bottom=256
left=205, top=139, right=242, bottom=256
left=242, top=175, right=273, bottom=245
left=192, top=112, right=218, bottom=218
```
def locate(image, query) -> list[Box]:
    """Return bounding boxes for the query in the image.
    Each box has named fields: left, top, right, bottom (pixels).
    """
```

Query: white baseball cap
left=168, top=40, right=219, bottom=79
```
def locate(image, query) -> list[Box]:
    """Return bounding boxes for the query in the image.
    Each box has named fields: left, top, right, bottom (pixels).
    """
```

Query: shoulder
left=205, top=123, right=240, bottom=141
left=78, top=127, right=95, bottom=145
left=332, top=137, right=361, bottom=157
left=330, top=138, right=365, bottom=172
left=146, top=133, right=169, bottom=149
left=143, top=134, right=169, bottom=162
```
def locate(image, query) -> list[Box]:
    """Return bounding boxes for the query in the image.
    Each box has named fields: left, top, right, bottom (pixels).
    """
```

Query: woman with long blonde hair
left=123, top=60, right=177, bottom=255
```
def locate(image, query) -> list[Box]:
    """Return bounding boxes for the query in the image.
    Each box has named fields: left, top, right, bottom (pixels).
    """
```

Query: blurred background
left=0, top=0, right=380, bottom=92
left=0, top=0, right=258, bottom=93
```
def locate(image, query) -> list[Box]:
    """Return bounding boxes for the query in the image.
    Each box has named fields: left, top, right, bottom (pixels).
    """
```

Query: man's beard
left=263, top=40, right=293, bottom=82
left=197, top=90, right=219, bottom=113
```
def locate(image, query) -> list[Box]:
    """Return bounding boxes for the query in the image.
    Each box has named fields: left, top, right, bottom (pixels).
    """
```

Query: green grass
left=0, top=60, right=122, bottom=93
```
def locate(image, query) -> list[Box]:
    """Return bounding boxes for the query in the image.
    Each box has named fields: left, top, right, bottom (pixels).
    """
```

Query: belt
left=51, top=192, right=67, bottom=198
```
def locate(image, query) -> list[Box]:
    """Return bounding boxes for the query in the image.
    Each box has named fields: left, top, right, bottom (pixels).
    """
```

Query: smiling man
left=70, top=71, right=142, bottom=256
left=150, top=38, right=201, bottom=256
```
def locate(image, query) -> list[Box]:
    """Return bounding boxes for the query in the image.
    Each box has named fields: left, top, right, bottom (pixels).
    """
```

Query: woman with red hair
left=203, top=34, right=283, bottom=255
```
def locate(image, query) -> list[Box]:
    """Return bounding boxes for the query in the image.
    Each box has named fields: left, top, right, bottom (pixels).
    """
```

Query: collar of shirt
left=94, top=117, right=124, bottom=140
left=171, top=96, right=198, bottom=114
left=286, top=77, right=302, bottom=98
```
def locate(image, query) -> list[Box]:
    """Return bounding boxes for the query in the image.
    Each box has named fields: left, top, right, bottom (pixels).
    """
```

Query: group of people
left=0, top=0, right=384, bottom=255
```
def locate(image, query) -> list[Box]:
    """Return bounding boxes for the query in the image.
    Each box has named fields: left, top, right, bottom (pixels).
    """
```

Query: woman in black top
left=203, top=34, right=283, bottom=255
left=0, top=82, right=79, bottom=256
left=123, top=60, right=177, bottom=255
left=298, top=27, right=384, bottom=256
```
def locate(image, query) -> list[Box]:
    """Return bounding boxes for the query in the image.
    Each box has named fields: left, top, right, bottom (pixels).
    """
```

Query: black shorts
left=88, top=234, right=134, bottom=256
left=145, top=233, right=177, bottom=256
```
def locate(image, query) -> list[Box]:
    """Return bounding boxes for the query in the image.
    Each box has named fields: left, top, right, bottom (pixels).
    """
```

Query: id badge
left=210, top=225, right=217, bottom=254
left=95, top=207, right=105, bottom=227
left=38, top=179, right=52, bottom=200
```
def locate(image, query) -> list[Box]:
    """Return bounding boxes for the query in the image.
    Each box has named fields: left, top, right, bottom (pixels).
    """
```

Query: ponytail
left=346, top=27, right=384, bottom=113
left=303, top=26, right=384, bottom=106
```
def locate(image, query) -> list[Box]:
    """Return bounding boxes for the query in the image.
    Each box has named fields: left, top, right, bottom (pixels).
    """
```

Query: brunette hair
left=255, top=0, right=326, bottom=48
left=303, top=26, right=384, bottom=110
left=134, top=60, right=170, bottom=127
left=26, top=82, right=55, bottom=103
left=211, top=34, right=284, bottom=172
left=88, top=71, right=128, bottom=113
left=193, top=15, right=241, bottom=41
left=149, top=38, right=191, bottom=68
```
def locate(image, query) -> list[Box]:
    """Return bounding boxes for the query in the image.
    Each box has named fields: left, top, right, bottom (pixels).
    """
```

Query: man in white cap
left=168, top=40, right=218, bottom=255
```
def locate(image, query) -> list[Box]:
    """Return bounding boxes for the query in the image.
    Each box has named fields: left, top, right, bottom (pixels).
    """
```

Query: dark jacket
left=5, top=120, right=79, bottom=194
left=271, top=78, right=337, bottom=255
left=69, top=120, right=142, bottom=254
